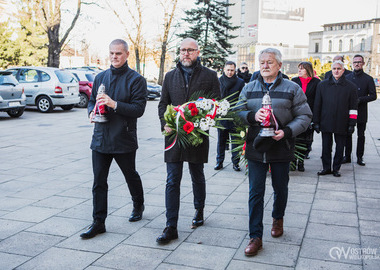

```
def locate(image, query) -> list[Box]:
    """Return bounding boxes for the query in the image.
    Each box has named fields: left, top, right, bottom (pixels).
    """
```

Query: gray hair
left=333, top=55, right=344, bottom=61
left=332, top=60, right=345, bottom=68
left=259, top=48, right=282, bottom=64
left=180, top=38, right=199, bottom=50
left=110, top=39, right=129, bottom=52
left=240, top=62, right=248, bottom=66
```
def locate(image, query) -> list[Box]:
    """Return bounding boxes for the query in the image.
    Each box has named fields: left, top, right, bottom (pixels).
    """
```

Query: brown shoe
left=244, top=238, right=262, bottom=256
left=271, top=218, right=283, bottom=238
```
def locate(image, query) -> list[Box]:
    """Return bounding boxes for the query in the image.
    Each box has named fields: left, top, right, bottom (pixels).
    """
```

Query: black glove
left=348, top=125, right=355, bottom=135
left=313, top=123, right=320, bottom=134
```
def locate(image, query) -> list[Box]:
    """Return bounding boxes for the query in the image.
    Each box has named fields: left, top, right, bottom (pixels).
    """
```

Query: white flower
left=240, top=131, right=246, bottom=138
left=199, top=118, right=209, bottom=131
left=208, top=119, right=216, bottom=127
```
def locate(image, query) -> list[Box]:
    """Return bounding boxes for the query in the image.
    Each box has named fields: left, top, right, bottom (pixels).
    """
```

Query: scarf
left=299, top=77, right=312, bottom=93
left=110, top=61, right=129, bottom=75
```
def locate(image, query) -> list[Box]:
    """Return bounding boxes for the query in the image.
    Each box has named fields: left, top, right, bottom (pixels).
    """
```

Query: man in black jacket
left=313, top=60, right=358, bottom=177
left=215, top=61, right=245, bottom=171
left=343, top=55, right=377, bottom=166
left=80, top=39, right=147, bottom=239
left=157, top=38, right=220, bottom=244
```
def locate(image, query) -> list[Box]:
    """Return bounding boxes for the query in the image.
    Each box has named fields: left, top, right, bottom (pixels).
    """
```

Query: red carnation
left=188, top=103, right=196, bottom=110
left=191, top=108, right=199, bottom=116
left=183, top=121, right=194, bottom=134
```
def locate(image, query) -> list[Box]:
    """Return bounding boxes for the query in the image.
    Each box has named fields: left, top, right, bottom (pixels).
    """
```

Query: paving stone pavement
left=1, top=99, right=380, bottom=270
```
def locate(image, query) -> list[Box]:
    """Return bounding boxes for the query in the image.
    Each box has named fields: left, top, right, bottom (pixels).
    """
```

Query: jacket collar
left=257, top=71, right=283, bottom=91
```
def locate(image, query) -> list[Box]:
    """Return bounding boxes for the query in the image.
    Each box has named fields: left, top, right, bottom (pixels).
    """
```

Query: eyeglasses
left=353, top=61, right=363, bottom=64
left=180, top=48, right=198, bottom=55
left=241, top=67, right=248, bottom=70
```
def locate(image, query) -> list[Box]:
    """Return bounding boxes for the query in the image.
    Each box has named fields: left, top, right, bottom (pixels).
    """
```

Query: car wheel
left=37, top=96, right=53, bottom=113
left=7, top=107, right=25, bottom=118
left=61, top=105, right=74, bottom=110
left=77, top=93, right=89, bottom=108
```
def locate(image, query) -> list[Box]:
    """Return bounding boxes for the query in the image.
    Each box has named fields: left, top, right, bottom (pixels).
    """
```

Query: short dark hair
left=353, top=54, right=364, bottom=62
left=225, top=61, right=236, bottom=68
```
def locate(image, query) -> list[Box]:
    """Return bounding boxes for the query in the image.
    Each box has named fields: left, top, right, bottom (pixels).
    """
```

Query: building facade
left=309, top=18, right=380, bottom=77
left=227, top=0, right=309, bottom=74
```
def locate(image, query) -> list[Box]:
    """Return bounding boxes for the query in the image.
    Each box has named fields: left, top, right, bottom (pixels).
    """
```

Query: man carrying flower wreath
left=157, top=38, right=220, bottom=244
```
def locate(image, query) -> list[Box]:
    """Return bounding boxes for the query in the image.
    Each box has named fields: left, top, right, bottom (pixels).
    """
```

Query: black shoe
left=333, top=171, right=341, bottom=177
left=317, top=169, right=332, bottom=176
left=342, top=156, right=351, bottom=164
left=298, top=161, right=305, bottom=172
left=233, top=164, right=241, bottom=171
left=80, top=220, right=106, bottom=239
left=357, top=158, right=366, bottom=166
left=156, top=226, right=178, bottom=244
left=129, top=205, right=144, bottom=222
left=305, top=153, right=310, bottom=159
left=214, top=163, right=223, bottom=170
left=191, top=208, right=204, bottom=228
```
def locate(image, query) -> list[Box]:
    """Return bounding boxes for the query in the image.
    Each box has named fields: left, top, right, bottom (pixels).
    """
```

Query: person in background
left=291, top=62, right=321, bottom=170
left=324, top=55, right=352, bottom=80
left=156, top=38, right=220, bottom=244
left=313, top=60, right=358, bottom=177
left=237, top=48, right=312, bottom=257
left=237, top=62, right=252, bottom=83
left=80, top=39, right=147, bottom=239
left=214, top=61, right=245, bottom=172
left=343, top=55, right=377, bottom=166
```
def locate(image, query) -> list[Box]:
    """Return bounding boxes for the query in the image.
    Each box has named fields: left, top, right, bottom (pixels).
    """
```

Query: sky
left=1, top=0, right=380, bottom=57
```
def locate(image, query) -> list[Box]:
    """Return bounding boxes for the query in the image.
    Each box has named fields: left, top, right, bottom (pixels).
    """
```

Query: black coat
left=291, top=77, right=320, bottom=113
left=346, top=70, right=377, bottom=123
left=88, top=63, right=147, bottom=153
left=313, top=76, right=358, bottom=135
left=237, top=69, right=252, bottom=83
left=219, top=74, right=245, bottom=129
left=158, top=61, right=220, bottom=163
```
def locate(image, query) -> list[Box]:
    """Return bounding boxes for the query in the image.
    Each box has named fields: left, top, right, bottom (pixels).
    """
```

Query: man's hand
left=97, top=93, right=117, bottom=109
left=89, top=111, right=95, bottom=123
left=255, top=108, right=267, bottom=122
left=164, top=124, right=173, bottom=134
left=348, top=125, right=355, bottom=135
left=272, top=129, right=284, bottom=141
left=313, top=123, right=320, bottom=133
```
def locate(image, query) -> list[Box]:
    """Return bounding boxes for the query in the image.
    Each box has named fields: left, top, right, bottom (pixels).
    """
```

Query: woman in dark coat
left=291, top=62, right=320, bottom=171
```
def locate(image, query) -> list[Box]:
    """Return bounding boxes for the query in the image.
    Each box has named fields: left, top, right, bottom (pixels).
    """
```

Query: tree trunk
left=135, top=47, right=141, bottom=74
left=47, top=24, right=60, bottom=68
left=158, top=41, right=167, bottom=85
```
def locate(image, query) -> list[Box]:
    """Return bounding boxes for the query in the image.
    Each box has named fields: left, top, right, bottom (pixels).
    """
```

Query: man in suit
left=343, top=55, right=377, bottom=165
left=80, top=39, right=147, bottom=239
left=157, top=38, right=220, bottom=244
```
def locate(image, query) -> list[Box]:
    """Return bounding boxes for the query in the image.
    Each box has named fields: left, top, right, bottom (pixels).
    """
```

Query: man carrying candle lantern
left=80, top=39, right=147, bottom=239
left=237, top=48, right=312, bottom=256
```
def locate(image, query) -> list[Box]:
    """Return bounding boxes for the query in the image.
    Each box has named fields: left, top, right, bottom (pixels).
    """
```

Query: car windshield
left=85, top=73, right=95, bottom=82
left=0, top=73, right=18, bottom=85
left=55, top=70, right=77, bottom=83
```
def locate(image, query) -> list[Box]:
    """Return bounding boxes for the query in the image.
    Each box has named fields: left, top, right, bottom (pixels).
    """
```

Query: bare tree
left=32, top=0, right=82, bottom=67
left=157, top=0, right=178, bottom=85
left=106, top=0, right=144, bottom=74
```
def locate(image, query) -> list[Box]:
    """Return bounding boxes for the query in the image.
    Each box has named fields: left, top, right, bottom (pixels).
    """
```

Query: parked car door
left=16, top=68, right=40, bottom=105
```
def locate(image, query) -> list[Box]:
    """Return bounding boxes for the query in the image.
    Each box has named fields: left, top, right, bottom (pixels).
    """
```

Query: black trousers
left=92, top=150, right=144, bottom=222
left=344, top=123, right=366, bottom=159
left=321, top=132, right=346, bottom=172
left=165, top=162, right=205, bottom=228
left=216, top=128, right=240, bottom=165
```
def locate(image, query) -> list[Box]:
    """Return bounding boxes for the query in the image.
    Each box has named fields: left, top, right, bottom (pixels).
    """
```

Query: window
left=328, top=40, right=332, bottom=52
left=349, top=39, right=353, bottom=51
left=40, top=71, right=50, bottom=82
left=315, top=43, right=319, bottom=53
left=339, top=40, right=343, bottom=51
left=360, top=38, right=365, bottom=51
left=19, top=69, right=38, bottom=83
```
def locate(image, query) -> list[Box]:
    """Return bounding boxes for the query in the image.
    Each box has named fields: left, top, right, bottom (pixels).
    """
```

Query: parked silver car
left=0, top=71, right=26, bottom=117
left=6, top=67, right=80, bottom=113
